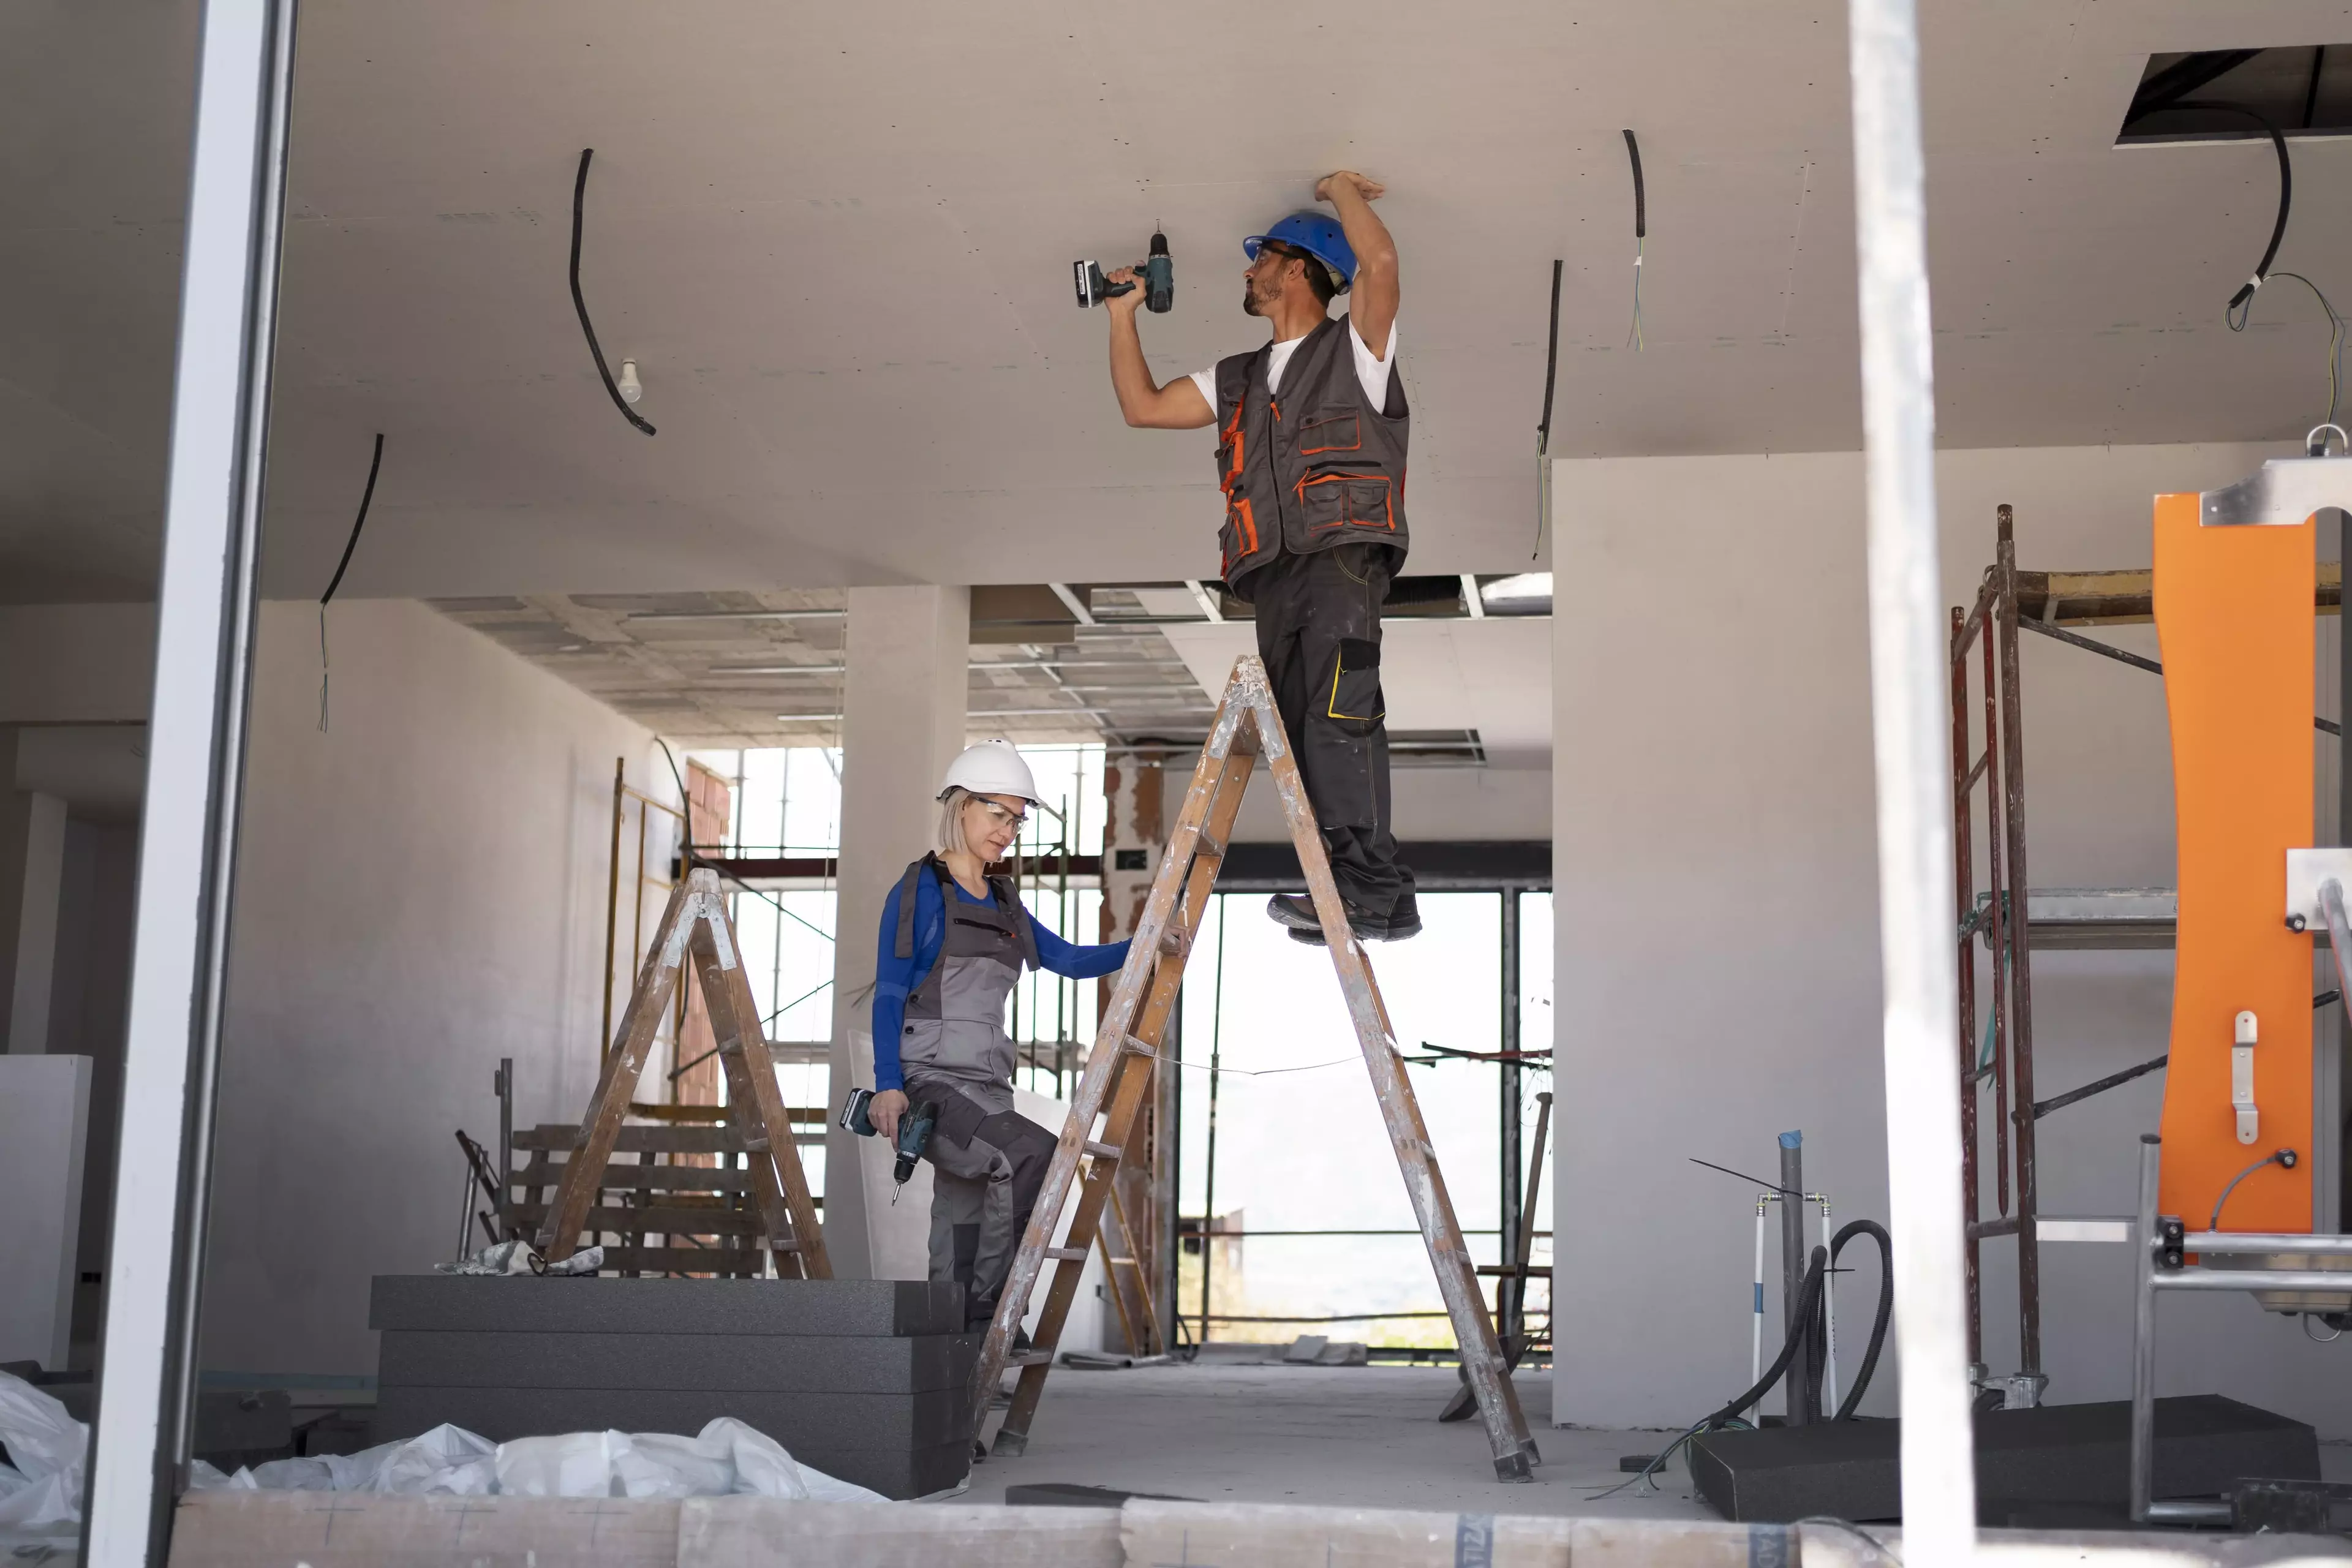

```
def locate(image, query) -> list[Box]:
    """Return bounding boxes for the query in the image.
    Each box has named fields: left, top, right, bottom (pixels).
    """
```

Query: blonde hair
left=936, top=787, right=1026, bottom=866
left=935, top=787, right=975, bottom=858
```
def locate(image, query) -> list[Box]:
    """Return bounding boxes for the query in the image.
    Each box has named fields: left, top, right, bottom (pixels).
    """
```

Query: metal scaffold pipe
left=1847, top=0, right=1978, bottom=1556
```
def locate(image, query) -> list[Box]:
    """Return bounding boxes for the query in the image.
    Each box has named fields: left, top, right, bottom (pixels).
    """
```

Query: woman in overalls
left=865, top=741, right=1132, bottom=1331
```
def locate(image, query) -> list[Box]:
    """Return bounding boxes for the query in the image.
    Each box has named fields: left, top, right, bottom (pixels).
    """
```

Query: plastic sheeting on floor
left=0, top=1370, right=86, bottom=1529
left=0, top=1367, right=882, bottom=1528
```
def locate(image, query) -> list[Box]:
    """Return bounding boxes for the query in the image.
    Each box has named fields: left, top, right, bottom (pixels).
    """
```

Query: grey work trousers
left=907, top=1076, right=1055, bottom=1328
left=1247, top=543, right=1417, bottom=921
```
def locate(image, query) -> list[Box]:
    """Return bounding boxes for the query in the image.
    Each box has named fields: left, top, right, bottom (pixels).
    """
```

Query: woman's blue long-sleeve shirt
left=870, top=873, right=1131, bottom=1092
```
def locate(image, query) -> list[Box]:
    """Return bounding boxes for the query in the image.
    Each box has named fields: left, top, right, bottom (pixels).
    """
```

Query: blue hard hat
left=1243, top=211, right=1355, bottom=293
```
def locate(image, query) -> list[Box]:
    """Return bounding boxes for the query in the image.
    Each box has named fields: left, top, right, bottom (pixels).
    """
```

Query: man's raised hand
left=1103, top=265, right=1148, bottom=316
left=1316, top=171, right=1385, bottom=204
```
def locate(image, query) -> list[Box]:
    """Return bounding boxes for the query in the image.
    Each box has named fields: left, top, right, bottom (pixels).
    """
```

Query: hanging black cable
left=570, top=148, right=657, bottom=436
left=317, top=432, right=385, bottom=732
left=1532, top=258, right=1563, bottom=560
left=1537, top=260, right=1564, bottom=454
left=1622, top=129, right=1646, bottom=350
left=2122, top=100, right=2290, bottom=324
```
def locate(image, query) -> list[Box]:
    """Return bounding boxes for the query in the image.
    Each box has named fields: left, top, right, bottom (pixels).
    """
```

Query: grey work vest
left=892, top=855, right=1038, bottom=1112
left=1212, top=315, right=1410, bottom=597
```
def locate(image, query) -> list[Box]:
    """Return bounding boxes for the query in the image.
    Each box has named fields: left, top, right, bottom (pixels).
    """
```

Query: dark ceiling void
left=2117, top=47, right=2352, bottom=145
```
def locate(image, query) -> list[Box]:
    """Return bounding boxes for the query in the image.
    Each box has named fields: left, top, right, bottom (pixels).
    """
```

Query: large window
left=1174, top=889, right=1552, bottom=1350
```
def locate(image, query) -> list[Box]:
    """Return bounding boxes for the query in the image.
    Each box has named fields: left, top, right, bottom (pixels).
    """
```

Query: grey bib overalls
left=891, top=855, right=1058, bottom=1327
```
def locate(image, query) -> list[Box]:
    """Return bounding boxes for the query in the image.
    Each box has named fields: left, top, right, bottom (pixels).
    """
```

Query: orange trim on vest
left=1294, top=472, right=1396, bottom=531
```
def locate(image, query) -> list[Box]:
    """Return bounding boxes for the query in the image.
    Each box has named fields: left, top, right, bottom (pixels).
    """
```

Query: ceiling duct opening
left=2117, top=47, right=2352, bottom=145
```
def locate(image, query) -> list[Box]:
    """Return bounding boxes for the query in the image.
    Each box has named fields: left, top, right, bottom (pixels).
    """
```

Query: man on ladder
left=1102, top=171, right=1418, bottom=946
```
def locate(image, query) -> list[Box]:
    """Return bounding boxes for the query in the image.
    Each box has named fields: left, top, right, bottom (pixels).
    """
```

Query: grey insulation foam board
left=368, top=1276, right=963, bottom=1338
left=378, top=1329, right=978, bottom=1394
left=1689, top=1395, right=2318, bottom=1524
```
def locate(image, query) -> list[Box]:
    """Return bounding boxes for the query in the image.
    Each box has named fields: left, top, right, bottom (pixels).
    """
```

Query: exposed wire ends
left=2209, top=1147, right=2297, bottom=1232
left=2252, top=271, right=2343, bottom=428
left=317, top=432, right=386, bottom=733
left=1623, top=129, right=1646, bottom=352
left=570, top=148, right=657, bottom=436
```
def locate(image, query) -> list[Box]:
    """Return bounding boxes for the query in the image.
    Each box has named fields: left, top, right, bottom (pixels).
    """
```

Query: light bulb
left=617, top=358, right=643, bottom=405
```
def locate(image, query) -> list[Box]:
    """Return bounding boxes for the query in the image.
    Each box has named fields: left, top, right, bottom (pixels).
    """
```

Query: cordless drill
left=839, top=1088, right=939, bottom=1187
left=1074, top=230, right=1173, bottom=312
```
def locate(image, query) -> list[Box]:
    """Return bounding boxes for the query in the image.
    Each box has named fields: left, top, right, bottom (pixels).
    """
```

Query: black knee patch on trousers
left=951, top=1223, right=980, bottom=1287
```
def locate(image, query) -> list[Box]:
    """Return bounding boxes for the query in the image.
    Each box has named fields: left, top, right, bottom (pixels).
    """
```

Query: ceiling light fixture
left=616, top=358, right=644, bottom=405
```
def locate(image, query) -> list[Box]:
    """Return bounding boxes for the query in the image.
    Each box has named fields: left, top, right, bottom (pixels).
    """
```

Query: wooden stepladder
left=970, top=655, right=1538, bottom=1480
left=536, top=867, right=830, bottom=1278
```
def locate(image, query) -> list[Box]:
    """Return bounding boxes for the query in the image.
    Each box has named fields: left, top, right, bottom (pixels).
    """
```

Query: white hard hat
left=939, top=739, right=1042, bottom=804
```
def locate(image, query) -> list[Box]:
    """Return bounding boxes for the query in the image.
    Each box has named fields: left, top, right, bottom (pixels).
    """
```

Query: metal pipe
left=1752, top=1197, right=1769, bottom=1393
left=2180, top=1230, right=2352, bottom=1254
left=604, top=757, right=624, bottom=1052
left=85, top=2, right=298, bottom=1561
left=1819, top=1194, right=1839, bottom=1415
left=1197, top=902, right=1226, bottom=1343
left=2152, top=1268, right=2352, bottom=1291
left=1499, top=889, right=1523, bottom=1338
left=1948, top=604, right=1984, bottom=1368
left=1849, top=0, right=1978, bottom=1548
left=1998, top=512, right=2045, bottom=1380
left=1779, top=1132, right=1809, bottom=1423
left=2130, top=1135, right=2161, bottom=1524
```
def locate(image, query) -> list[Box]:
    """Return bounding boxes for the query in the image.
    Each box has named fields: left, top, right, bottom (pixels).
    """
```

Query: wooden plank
left=508, top=1203, right=767, bottom=1235
left=512, top=1118, right=826, bottom=1153
left=590, top=1245, right=766, bottom=1275
left=2011, top=560, right=2339, bottom=626
left=535, top=880, right=695, bottom=1261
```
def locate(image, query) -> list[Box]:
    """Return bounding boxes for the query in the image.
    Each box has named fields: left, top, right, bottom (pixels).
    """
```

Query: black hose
left=570, top=148, right=657, bottom=436
left=1829, top=1219, right=1893, bottom=1422
left=1537, top=259, right=1562, bottom=456
left=2123, top=100, right=2288, bottom=320
left=1709, top=1244, right=1828, bottom=1428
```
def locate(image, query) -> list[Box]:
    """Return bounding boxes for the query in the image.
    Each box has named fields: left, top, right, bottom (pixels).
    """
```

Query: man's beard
left=1243, top=287, right=1262, bottom=317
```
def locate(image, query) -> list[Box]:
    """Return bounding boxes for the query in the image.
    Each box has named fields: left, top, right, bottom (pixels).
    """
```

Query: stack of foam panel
left=369, top=1276, right=974, bottom=1499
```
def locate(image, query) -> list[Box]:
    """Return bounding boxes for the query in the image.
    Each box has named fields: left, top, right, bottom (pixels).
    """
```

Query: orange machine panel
left=2153, top=489, right=2315, bottom=1234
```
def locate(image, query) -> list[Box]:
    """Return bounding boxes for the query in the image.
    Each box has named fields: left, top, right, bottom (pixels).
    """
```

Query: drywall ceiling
left=10, top=2, right=2352, bottom=606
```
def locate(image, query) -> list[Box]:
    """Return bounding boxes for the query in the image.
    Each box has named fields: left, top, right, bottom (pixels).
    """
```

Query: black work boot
left=1268, top=892, right=1393, bottom=945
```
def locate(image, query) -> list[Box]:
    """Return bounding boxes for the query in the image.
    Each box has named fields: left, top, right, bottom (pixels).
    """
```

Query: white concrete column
left=827, top=586, right=970, bottom=1279
left=1, top=789, right=69, bottom=1054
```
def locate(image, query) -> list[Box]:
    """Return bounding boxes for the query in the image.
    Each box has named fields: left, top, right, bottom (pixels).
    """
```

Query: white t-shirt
left=1188, top=315, right=1396, bottom=415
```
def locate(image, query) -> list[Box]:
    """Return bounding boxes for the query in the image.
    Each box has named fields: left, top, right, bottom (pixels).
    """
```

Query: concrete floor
left=958, top=1363, right=1715, bottom=1520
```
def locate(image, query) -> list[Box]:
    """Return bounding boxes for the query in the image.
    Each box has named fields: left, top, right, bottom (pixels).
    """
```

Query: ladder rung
left=1083, top=1140, right=1121, bottom=1161
left=1158, top=925, right=1188, bottom=956
left=1042, top=1245, right=1090, bottom=1262
left=768, top=1238, right=802, bottom=1253
left=1107, top=1256, right=1137, bottom=1266
left=739, top=1137, right=771, bottom=1153
left=1008, top=1351, right=1054, bottom=1366
left=1121, top=1035, right=1155, bottom=1057
left=1194, top=829, right=1227, bottom=861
